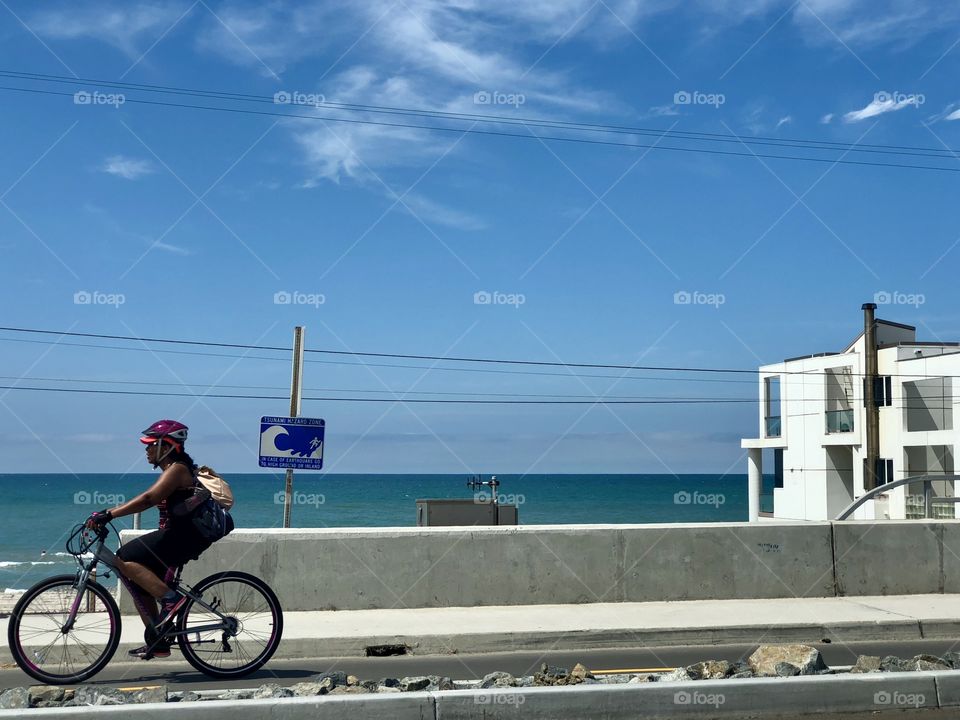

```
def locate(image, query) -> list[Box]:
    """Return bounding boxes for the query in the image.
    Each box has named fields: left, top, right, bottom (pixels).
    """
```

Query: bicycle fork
left=61, top=565, right=96, bottom=634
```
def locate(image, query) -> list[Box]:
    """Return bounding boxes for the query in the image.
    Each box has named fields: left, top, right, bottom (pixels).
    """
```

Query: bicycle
left=7, top=521, right=283, bottom=684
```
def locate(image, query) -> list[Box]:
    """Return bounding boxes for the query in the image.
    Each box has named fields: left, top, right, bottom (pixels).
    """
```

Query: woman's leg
left=115, top=530, right=175, bottom=603
left=122, top=578, right=160, bottom=628
left=114, top=557, right=169, bottom=598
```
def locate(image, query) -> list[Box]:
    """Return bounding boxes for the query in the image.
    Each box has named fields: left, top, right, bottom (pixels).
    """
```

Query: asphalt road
left=3, top=639, right=960, bottom=691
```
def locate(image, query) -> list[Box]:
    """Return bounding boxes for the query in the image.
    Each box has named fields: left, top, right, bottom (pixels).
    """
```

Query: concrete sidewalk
left=2, top=594, right=960, bottom=660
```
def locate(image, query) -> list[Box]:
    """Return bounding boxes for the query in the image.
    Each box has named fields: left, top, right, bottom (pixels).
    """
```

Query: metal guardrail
left=835, top=474, right=960, bottom=520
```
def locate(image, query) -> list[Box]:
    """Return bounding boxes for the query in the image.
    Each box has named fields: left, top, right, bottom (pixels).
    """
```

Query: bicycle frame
left=63, top=525, right=235, bottom=646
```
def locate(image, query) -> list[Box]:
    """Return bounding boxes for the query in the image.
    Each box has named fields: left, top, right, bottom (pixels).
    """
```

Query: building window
left=825, top=367, right=855, bottom=434
left=764, top=376, right=781, bottom=438
left=866, top=376, right=892, bottom=407
left=903, top=378, right=953, bottom=432
left=876, top=458, right=894, bottom=485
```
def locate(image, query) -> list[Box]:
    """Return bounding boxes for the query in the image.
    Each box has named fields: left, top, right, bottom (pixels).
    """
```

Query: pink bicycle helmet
left=140, top=419, right=189, bottom=450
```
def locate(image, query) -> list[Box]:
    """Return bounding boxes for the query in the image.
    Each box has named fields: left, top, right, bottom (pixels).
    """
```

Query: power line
left=3, top=69, right=959, bottom=160
left=3, top=326, right=959, bottom=381
left=0, top=326, right=757, bottom=373
left=0, top=374, right=750, bottom=401
left=3, top=374, right=955, bottom=406
left=0, top=337, right=758, bottom=384
left=0, top=384, right=757, bottom=404
left=4, top=84, right=960, bottom=174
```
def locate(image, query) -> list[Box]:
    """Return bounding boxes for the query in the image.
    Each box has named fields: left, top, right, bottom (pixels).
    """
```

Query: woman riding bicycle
left=87, top=419, right=213, bottom=659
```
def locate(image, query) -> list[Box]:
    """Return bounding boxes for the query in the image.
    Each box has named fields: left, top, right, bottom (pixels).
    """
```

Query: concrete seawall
left=116, top=520, right=959, bottom=613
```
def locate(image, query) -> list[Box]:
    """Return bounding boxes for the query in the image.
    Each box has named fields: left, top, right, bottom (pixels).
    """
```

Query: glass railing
left=826, top=409, right=855, bottom=434
left=764, top=416, right=781, bottom=437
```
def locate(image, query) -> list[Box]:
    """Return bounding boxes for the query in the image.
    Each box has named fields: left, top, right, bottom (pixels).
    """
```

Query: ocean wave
left=3, top=588, right=26, bottom=593
left=0, top=560, right=61, bottom=568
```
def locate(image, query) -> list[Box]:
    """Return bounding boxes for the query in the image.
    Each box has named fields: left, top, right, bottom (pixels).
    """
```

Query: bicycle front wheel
left=7, top=574, right=121, bottom=684
left=177, top=571, right=283, bottom=678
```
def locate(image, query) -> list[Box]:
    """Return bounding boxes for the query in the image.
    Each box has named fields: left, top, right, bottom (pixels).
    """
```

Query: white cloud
left=153, top=240, right=194, bottom=255
left=192, top=1, right=628, bottom=226
left=842, top=93, right=921, bottom=123
left=775, top=115, right=792, bottom=130
left=792, top=0, right=955, bottom=48
left=692, top=0, right=959, bottom=49
left=820, top=113, right=834, bottom=124
left=647, top=104, right=680, bottom=117
left=100, top=155, right=156, bottom=180
left=939, top=103, right=960, bottom=122
left=400, top=193, right=485, bottom=231
left=31, top=1, right=192, bottom=56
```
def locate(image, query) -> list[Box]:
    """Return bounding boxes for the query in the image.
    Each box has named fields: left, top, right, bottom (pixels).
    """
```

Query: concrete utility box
left=416, top=499, right=518, bottom=526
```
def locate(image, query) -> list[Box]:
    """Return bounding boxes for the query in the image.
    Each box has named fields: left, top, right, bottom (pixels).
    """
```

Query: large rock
left=748, top=645, right=828, bottom=677
left=69, top=686, right=126, bottom=706
left=329, top=686, right=369, bottom=695
left=399, top=676, right=432, bottom=692
left=480, top=671, right=515, bottom=689
left=179, top=692, right=201, bottom=703
left=313, top=671, right=349, bottom=689
left=686, top=660, right=733, bottom=680
left=218, top=689, right=255, bottom=700
left=600, top=675, right=633, bottom=684
left=29, top=686, right=65, bottom=706
left=850, top=656, right=882, bottom=674
left=429, top=676, right=454, bottom=691
left=880, top=656, right=909, bottom=673
left=128, top=686, right=168, bottom=704
left=252, top=684, right=294, bottom=699
left=944, top=652, right=960, bottom=669
left=909, top=655, right=951, bottom=672
left=659, top=668, right=692, bottom=683
left=775, top=662, right=800, bottom=677
left=534, top=664, right=572, bottom=686
left=290, top=682, right=326, bottom=697
left=0, top=688, right=29, bottom=710
left=569, top=663, right=594, bottom=683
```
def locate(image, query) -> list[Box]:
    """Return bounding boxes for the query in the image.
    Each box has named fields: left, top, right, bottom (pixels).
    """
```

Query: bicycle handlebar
left=66, top=522, right=110, bottom=557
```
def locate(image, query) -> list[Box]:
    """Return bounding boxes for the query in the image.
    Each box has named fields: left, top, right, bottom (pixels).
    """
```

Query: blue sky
left=1, top=0, right=959, bottom=475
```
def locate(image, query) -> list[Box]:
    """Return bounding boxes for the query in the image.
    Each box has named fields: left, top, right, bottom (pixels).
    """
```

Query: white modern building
left=742, top=305, right=957, bottom=522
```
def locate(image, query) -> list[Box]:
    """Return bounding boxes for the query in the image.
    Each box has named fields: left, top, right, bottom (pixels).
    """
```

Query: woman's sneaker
left=128, top=642, right=171, bottom=660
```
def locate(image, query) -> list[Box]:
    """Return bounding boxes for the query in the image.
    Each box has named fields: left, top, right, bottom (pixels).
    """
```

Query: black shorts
left=117, top=524, right=212, bottom=577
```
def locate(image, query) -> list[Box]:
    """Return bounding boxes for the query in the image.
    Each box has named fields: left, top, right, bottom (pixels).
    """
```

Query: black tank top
left=158, top=461, right=197, bottom=530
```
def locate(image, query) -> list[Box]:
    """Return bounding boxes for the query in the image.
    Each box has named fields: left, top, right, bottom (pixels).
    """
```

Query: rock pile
left=4, top=645, right=960, bottom=710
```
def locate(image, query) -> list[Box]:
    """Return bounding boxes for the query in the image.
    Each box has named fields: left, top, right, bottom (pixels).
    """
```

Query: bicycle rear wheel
left=7, top=574, right=121, bottom=684
left=177, top=571, right=283, bottom=678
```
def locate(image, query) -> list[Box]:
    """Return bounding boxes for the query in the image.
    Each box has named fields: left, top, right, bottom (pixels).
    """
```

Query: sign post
left=283, top=326, right=304, bottom=528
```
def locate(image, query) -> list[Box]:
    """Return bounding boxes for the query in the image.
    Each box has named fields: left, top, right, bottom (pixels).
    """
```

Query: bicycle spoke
left=178, top=575, right=280, bottom=677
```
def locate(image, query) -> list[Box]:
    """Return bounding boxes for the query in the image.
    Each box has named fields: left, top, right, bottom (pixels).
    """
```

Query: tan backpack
left=196, top=466, right=235, bottom=510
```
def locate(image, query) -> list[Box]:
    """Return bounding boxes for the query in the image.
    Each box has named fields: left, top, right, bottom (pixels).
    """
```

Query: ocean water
left=0, top=473, right=774, bottom=592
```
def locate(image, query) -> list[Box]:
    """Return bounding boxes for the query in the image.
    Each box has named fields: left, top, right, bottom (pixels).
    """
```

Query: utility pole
left=862, top=303, right=879, bottom=491
left=283, top=326, right=305, bottom=528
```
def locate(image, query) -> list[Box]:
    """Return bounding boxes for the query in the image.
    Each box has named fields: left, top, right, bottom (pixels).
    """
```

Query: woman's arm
left=106, top=464, right=192, bottom=519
